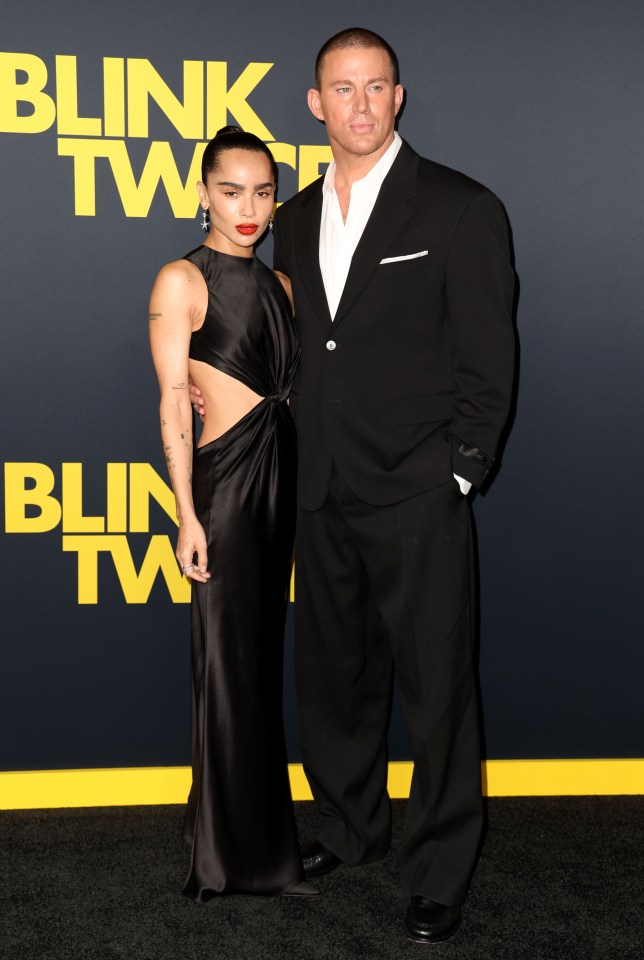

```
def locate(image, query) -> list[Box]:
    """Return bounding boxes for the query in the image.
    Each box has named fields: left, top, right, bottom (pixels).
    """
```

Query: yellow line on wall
left=481, top=759, right=644, bottom=797
left=1, top=760, right=643, bottom=810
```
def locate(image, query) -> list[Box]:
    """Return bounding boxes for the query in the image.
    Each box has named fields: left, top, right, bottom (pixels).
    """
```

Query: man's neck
left=331, top=132, right=397, bottom=194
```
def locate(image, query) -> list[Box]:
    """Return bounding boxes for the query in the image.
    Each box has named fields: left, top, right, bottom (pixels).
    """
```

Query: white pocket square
left=380, top=250, right=429, bottom=264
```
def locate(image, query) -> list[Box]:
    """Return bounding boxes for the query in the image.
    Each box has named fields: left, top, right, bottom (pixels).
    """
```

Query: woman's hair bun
left=201, top=126, right=277, bottom=184
left=216, top=125, right=243, bottom=137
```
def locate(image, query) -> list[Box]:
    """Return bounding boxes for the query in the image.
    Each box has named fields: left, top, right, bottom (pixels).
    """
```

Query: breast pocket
left=376, top=251, right=430, bottom=276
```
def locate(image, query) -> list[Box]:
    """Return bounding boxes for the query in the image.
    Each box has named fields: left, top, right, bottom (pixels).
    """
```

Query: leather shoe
left=404, top=896, right=462, bottom=943
left=282, top=880, right=319, bottom=897
left=300, top=839, right=341, bottom=878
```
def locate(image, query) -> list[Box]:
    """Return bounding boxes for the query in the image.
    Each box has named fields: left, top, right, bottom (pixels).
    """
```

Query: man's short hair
left=315, top=27, right=400, bottom=88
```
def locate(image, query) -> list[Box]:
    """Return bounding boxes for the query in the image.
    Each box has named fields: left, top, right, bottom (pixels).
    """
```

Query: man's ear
left=394, top=84, right=404, bottom=117
left=307, top=88, right=325, bottom=122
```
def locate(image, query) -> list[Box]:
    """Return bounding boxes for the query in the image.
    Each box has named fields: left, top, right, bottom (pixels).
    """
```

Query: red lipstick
left=236, top=223, right=258, bottom=235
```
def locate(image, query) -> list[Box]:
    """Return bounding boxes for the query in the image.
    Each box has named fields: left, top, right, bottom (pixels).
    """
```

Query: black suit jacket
left=273, top=140, right=515, bottom=510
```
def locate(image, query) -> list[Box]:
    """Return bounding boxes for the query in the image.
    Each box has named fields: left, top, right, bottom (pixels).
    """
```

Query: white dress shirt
left=320, top=133, right=402, bottom=320
left=318, top=132, right=471, bottom=495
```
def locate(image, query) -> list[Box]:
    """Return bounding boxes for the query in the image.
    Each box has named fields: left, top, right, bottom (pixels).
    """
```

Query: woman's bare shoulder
left=154, top=257, right=203, bottom=290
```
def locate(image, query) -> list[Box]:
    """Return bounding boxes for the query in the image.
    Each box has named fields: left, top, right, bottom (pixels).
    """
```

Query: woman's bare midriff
left=189, top=359, right=264, bottom=447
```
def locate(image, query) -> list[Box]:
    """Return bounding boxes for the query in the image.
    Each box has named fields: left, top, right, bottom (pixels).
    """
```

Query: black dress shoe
left=404, top=896, right=462, bottom=943
left=282, top=880, right=319, bottom=897
left=300, top=839, right=341, bottom=878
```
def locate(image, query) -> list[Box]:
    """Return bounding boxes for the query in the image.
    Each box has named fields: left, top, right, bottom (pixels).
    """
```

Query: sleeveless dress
left=181, top=245, right=302, bottom=900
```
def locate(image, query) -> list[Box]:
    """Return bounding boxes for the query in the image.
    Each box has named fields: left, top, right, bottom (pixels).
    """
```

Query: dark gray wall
left=1, top=0, right=642, bottom=770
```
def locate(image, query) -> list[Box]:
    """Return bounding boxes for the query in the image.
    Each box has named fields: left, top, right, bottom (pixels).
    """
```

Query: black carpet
left=1, top=798, right=643, bottom=960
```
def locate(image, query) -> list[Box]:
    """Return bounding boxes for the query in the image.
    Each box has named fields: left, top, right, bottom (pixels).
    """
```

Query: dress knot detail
left=267, top=389, right=290, bottom=404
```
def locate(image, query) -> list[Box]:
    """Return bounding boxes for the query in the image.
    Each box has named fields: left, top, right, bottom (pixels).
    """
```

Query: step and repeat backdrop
left=1, top=0, right=643, bottom=774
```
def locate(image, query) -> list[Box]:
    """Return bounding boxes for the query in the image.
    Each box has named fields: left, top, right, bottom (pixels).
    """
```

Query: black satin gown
left=181, top=245, right=302, bottom=900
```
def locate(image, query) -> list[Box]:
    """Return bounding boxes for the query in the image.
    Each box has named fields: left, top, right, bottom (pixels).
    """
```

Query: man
left=195, top=27, right=515, bottom=943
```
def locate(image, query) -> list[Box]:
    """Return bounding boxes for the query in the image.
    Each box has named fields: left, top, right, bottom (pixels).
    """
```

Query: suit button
left=326, top=340, right=336, bottom=351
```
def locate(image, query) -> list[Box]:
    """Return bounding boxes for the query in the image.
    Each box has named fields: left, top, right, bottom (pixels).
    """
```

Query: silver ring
left=183, top=564, right=194, bottom=573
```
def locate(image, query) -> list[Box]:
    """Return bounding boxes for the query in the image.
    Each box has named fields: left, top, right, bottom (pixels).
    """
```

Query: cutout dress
left=181, top=245, right=302, bottom=900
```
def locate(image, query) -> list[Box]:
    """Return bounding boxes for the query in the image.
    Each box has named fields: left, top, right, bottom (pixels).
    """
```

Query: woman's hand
left=176, top=515, right=211, bottom=583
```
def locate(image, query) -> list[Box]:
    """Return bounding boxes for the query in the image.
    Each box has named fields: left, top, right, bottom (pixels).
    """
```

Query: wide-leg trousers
left=294, top=468, right=484, bottom=905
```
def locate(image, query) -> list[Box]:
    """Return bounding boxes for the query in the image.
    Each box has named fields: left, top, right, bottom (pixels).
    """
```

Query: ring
left=183, top=564, right=194, bottom=573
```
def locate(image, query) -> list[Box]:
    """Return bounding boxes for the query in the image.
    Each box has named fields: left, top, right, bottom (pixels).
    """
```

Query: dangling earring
left=268, top=218, right=274, bottom=233
left=200, top=208, right=210, bottom=233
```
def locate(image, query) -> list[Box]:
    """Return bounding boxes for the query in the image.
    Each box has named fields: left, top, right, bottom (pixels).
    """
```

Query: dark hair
left=200, top=125, right=278, bottom=184
left=315, top=27, right=400, bottom=88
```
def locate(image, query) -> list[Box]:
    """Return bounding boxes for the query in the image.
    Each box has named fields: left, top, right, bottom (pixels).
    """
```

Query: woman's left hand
left=177, top=517, right=211, bottom=583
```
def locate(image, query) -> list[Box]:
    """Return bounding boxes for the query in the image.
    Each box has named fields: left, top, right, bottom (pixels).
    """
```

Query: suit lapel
left=333, top=141, right=419, bottom=330
left=295, top=181, right=332, bottom=329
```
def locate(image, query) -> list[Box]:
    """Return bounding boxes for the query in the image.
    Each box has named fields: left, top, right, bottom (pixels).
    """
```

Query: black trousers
left=294, top=469, right=483, bottom=905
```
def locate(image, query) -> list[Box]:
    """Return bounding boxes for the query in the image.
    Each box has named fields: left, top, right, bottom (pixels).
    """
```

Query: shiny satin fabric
left=181, top=247, right=302, bottom=899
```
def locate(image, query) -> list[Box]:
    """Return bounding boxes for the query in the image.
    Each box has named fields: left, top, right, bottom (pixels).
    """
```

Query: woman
left=149, top=127, right=313, bottom=900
